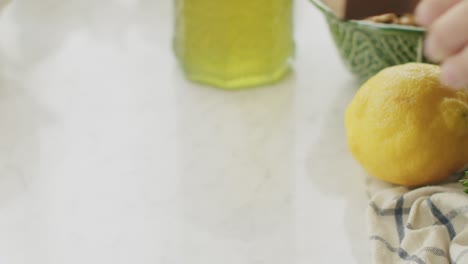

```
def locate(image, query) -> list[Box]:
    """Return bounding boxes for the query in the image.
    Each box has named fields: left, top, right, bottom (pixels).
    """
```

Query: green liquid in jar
left=174, top=0, right=294, bottom=89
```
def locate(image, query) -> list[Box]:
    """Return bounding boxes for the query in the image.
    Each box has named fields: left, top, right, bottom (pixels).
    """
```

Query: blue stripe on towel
left=395, top=196, right=405, bottom=242
left=427, top=198, right=456, bottom=240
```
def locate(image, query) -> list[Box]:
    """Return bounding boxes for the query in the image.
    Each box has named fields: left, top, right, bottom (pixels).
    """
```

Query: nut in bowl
left=309, top=0, right=428, bottom=81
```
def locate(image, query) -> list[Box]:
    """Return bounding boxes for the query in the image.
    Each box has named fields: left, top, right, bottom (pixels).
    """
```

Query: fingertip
left=424, top=36, right=444, bottom=63
left=415, top=3, right=431, bottom=26
left=441, top=62, right=465, bottom=89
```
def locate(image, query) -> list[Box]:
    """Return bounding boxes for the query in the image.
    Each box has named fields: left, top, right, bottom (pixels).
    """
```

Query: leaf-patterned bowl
left=309, top=0, right=427, bottom=81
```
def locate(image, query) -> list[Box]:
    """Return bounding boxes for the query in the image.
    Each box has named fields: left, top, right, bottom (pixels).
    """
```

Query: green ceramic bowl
left=310, top=0, right=427, bottom=81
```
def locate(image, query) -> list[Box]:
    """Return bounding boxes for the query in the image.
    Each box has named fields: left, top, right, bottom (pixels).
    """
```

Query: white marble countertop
left=0, top=0, right=370, bottom=263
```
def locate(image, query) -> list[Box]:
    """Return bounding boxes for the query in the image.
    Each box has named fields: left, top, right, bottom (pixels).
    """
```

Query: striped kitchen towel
left=367, top=176, right=468, bottom=264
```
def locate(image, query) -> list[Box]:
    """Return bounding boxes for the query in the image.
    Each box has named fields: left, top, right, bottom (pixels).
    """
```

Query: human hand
left=416, top=0, right=468, bottom=88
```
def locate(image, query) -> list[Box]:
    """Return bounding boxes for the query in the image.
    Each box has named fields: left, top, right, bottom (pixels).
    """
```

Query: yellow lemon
left=345, top=63, right=468, bottom=186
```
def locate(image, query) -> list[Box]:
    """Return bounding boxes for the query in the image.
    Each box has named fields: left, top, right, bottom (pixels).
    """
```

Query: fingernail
left=441, top=63, right=464, bottom=89
left=415, top=4, right=429, bottom=26
left=425, top=37, right=444, bottom=62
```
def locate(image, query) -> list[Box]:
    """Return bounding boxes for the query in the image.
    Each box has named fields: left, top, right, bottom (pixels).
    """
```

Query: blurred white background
left=0, top=0, right=369, bottom=263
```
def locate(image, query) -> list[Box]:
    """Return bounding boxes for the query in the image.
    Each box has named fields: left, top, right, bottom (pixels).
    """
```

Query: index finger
left=415, top=0, right=462, bottom=26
